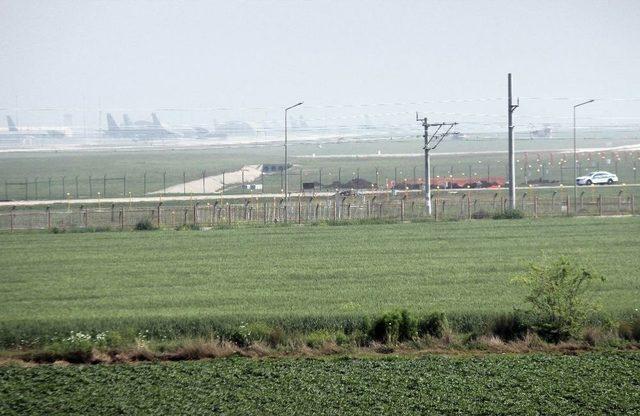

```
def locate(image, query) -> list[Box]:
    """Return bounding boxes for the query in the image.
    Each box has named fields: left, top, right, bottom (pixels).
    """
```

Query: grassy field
left=1, top=216, right=639, bottom=346
left=2, top=353, right=640, bottom=415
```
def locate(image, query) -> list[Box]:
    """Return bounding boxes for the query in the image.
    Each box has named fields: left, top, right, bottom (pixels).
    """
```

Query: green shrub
left=305, top=330, right=334, bottom=348
left=471, top=210, right=491, bottom=219
left=370, top=310, right=416, bottom=344
left=228, top=322, right=272, bottom=347
left=418, top=312, right=448, bottom=338
left=514, top=257, right=604, bottom=343
left=491, top=311, right=529, bottom=341
left=267, top=327, right=286, bottom=347
left=175, top=224, right=201, bottom=231
left=618, top=316, right=640, bottom=342
left=335, top=332, right=349, bottom=347
left=493, top=208, right=525, bottom=220
left=28, top=331, right=95, bottom=363
left=134, top=219, right=156, bottom=231
left=370, top=313, right=398, bottom=343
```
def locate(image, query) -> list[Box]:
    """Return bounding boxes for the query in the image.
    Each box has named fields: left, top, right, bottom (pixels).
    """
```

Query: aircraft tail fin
left=106, top=113, right=120, bottom=131
left=123, top=114, right=132, bottom=126
left=6, top=116, right=17, bottom=132
left=151, top=113, right=161, bottom=127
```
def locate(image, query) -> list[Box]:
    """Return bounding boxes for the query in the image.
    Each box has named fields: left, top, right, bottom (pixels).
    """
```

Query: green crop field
left=1, top=216, right=639, bottom=346
left=2, top=353, right=640, bottom=415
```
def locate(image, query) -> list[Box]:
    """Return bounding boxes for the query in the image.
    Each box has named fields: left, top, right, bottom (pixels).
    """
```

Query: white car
left=576, top=171, right=618, bottom=186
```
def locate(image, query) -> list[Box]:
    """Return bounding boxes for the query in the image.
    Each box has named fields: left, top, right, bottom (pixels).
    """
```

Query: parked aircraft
left=0, top=116, right=66, bottom=139
left=104, top=113, right=177, bottom=139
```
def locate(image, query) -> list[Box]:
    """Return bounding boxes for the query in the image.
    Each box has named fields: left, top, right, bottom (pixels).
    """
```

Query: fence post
left=533, top=196, right=538, bottom=218
left=618, top=190, right=623, bottom=215
left=110, top=203, right=115, bottom=222
left=193, top=203, right=199, bottom=225
left=521, top=192, right=527, bottom=212
left=579, top=191, right=585, bottom=213
left=566, top=194, right=571, bottom=216
left=434, top=194, right=438, bottom=221
left=400, top=196, right=405, bottom=221
left=119, top=207, right=124, bottom=230
left=598, top=195, right=603, bottom=216
left=227, top=204, right=231, bottom=225
left=202, top=170, right=206, bottom=194
left=630, top=195, right=635, bottom=215
left=157, top=203, right=162, bottom=228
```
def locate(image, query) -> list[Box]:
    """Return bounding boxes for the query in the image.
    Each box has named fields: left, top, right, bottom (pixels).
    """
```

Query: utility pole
left=416, top=113, right=457, bottom=215
left=507, top=73, right=519, bottom=210
left=284, top=101, right=303, bottom=222
left=573, top=99, right=594, bottom=214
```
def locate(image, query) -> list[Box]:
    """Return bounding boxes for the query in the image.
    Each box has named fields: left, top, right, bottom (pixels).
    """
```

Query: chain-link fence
left=0, top=192, right=636, bottom=231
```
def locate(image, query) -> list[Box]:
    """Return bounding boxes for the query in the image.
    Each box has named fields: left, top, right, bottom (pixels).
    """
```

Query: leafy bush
left=618, top=316, right=640, bottom=342
left=418, top=312, right=448, bottom=338
left=514, top=257, right=604, bottom=343
left=491, top=312, right=529, bottom=341
left=134, top=219, right=156, bottom=231
left=175, top=224, right=201, bottom=231
left=492, top=208, right=525, bottom=220
left=267, top=327, right=286, bottom=347
left=28, top=331, right=96, bottom=363
left=306, top=331, right=334, bottom=348
left=370, top=310, right=417, bottom=344
left=228, top=322, right=273, bottom=347
left=471, top=210, right=491, bottom=219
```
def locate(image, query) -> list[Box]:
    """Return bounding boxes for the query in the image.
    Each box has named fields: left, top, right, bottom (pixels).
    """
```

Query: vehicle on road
left=576, top=171, right=618, bottom=186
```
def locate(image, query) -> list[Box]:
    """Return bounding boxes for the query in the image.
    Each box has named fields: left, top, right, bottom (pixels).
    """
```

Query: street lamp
left=284, top=101, right=303, bottom=220
left=573, top=99, right=594, bottom=213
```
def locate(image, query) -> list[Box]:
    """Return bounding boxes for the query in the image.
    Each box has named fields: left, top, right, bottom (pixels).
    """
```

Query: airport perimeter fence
left=2, top=156, right=640, bottom=202
left=0, top=192, right=636, bottom=231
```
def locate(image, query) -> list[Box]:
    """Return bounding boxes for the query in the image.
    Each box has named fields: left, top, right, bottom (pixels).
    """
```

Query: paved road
left=1, top=183, right=638, bottom=208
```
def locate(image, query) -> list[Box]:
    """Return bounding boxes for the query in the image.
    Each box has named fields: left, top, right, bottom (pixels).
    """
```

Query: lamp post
left=573, top=99, right=594, bottom=214
left=284, top=102, right=303, bottom=221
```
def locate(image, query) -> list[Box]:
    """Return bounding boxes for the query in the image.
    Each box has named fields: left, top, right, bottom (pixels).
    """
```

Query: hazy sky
left=1, top=0, right=639, bottom=129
